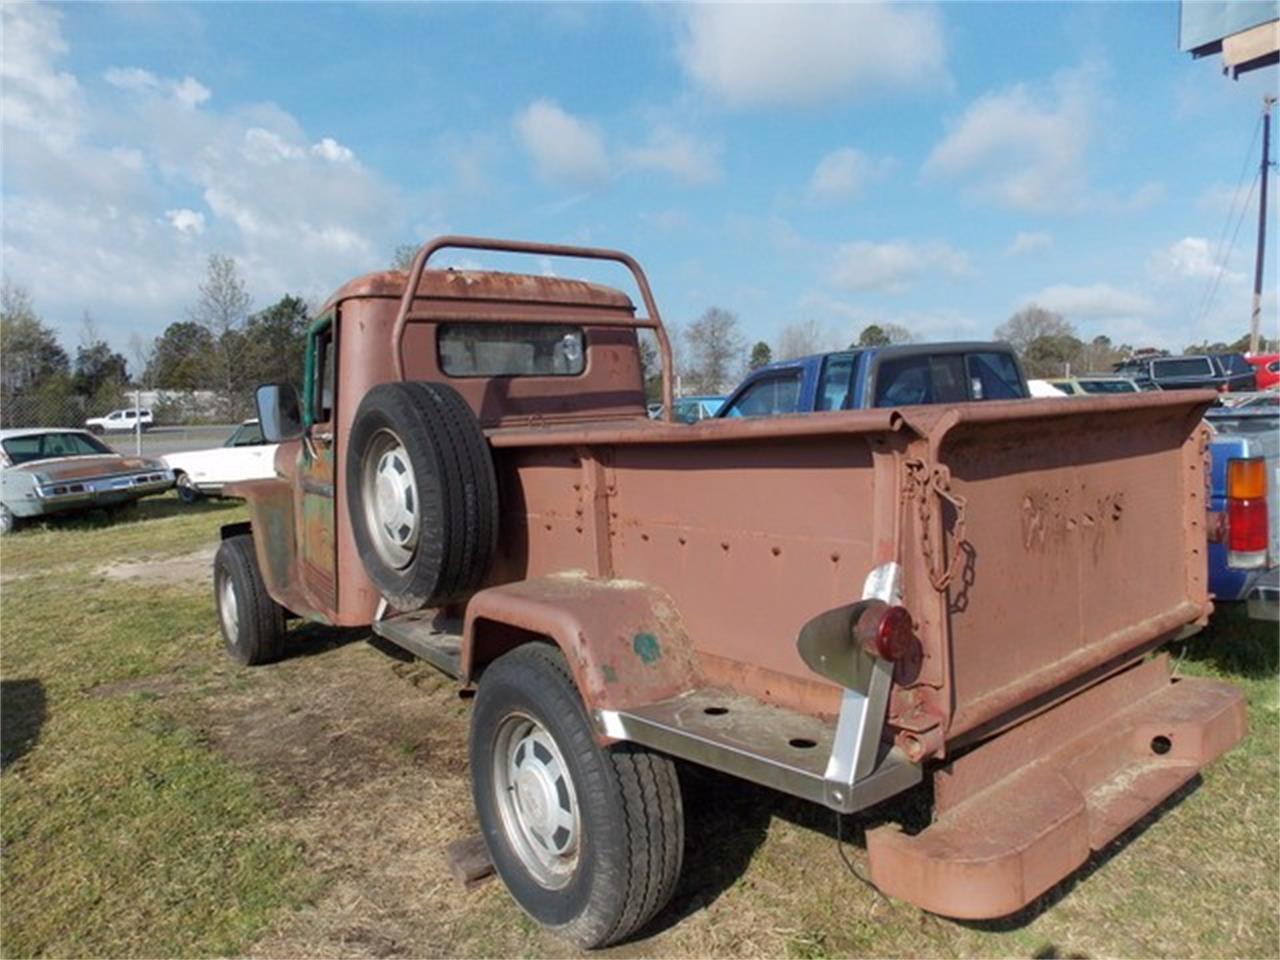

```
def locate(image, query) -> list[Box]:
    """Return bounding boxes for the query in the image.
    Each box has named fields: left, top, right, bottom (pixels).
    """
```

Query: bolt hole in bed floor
left=703, top=706, right=729, bottom=716
left=1150, top=735, right=1173, bottom=755
left=789, top=738, right=817, bottom=750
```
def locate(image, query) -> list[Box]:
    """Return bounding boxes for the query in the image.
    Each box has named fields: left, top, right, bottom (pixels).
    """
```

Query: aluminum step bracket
left=825, top=562, right=903, bottom=806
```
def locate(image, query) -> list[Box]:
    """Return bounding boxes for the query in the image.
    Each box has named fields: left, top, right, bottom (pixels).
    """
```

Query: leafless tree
left=776, top=317, right=837, bottom=360
left=391, top=243, right=418, bottom=271
left=189, top=254, right=252, bottom=417
left=129, top=333, right=155, bottom=389
left=682, top=306, right=744, bottom=394
left=993, top=305, right=1074, bottom=355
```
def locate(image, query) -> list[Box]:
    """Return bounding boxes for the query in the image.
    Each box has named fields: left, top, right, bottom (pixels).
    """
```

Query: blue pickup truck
left=716, top=342, right=1029, bottom=417
left=1206, top=395, right=1278, bottom=621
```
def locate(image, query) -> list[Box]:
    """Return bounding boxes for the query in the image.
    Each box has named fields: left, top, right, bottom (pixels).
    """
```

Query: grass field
left=1, top=496, right=1276, bottom=958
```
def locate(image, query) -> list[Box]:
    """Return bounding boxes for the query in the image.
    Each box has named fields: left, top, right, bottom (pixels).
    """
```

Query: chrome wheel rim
left=177, top=473, right=198, bottom=502
left=492, top=712, right=581, bottom=889
left=360, top=429, right=419, bottom=571
left=217, top=571, right=239, bottom=641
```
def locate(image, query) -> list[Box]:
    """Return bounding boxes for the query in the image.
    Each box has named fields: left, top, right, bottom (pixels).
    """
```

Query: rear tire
left=214, top=534, right=286, bottom=665
left=346, top=381, right=498, bottom=610
left=470, top=644, right=684, bottom=948
left=175, top=471, right=202, bottom=504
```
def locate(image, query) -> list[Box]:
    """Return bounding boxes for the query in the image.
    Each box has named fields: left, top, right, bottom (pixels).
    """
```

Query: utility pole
left=1251, top=94, right=1275, bottom=356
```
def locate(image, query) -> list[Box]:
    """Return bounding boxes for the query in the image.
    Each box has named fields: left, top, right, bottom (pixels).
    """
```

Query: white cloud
left=1, top=3, right=81, bottom=148
left=242, top=127, right=304, bottom=164
left=1149, top=236, right=1245, bottom=284
left=623, top=127, right=720, bottom=185
left=513, top=99, right=609, bottom=188
left=164, top=208, right=205, bottom=235
left=807, top=148, right=891, bottom=202
left=1026, top=283, right=1155, bottom=319
left=105, top=66, right=209, bottom=109
left=103, top=66, right=159, bottom=92
left=311, top=136, right=354, bottom=163
left=0, top=4, right=404, bottom=348
left=676, top=3, right=947, bottom=108
left=799, top=292, right=981, bottom=341
left=172, top=76, right=210, bottom=109
left=1007, top=231, right=1053, bottom=255
left=1123, top=180, right=1164, bottom=212
left=925, top=65, right=1095, bottom=213
left=829, top=240, right=970, bottom=294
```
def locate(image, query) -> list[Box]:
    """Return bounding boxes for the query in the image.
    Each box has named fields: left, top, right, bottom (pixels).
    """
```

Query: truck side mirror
left=256, top=383, right=304, bottom=442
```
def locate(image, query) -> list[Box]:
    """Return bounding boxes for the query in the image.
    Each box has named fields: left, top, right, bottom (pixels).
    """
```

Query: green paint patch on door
left=632, top=632, right=661, bottom=665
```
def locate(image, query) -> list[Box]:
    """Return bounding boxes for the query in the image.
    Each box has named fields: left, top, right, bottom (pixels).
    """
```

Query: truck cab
left=717, top=342, right=1027, bottom=419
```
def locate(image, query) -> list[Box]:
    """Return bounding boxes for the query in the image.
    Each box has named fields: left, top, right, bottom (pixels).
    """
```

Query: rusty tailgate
left=901, top=390, right=1215, bottom=748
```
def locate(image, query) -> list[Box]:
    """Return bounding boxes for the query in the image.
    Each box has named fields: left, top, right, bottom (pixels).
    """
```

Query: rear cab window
left=438, top=323, right=585, bottom=377
left=874, top=350, right=1026, bottom=407
left=966, top=352, right=1025, bottom=400
left=1153, top=357, right=1213, bottom=378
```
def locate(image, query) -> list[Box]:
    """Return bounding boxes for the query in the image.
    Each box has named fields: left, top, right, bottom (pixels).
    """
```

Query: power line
left=1195, top=113, right=1264, bottom=326
left=1199, top=170, right=1259, bottom=330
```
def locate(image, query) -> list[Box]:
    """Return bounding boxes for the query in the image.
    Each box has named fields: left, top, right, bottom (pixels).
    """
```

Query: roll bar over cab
left=220, top=236, right=1244, bottom=946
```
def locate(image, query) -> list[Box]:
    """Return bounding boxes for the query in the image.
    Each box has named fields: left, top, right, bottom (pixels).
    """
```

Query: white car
left=163, top=419, right=278, bottom=503
left=85, top=408, right=154, bottom=434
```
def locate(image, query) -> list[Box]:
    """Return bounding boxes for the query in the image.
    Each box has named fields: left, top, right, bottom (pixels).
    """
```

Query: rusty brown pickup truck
left=217, top=236, right=1245, bottom=947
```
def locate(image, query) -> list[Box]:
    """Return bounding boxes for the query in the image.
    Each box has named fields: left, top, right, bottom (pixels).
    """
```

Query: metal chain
left=905, top=458, right=968, bottom=592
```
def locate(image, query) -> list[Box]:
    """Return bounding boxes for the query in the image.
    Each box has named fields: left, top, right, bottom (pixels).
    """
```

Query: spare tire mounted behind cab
left=345, top=380, right=499, bottom=611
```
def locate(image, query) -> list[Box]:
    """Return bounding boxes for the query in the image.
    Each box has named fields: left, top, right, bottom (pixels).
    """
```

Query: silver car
left=0, top=428, right=173, bottom=533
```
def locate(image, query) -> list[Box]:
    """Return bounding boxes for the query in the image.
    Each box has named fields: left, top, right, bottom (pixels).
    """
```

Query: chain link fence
left=1, top=383, right=245, bottom=457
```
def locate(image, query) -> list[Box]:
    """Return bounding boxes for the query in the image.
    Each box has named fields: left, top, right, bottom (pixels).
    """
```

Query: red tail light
left=1227, top=458, right=1270, bottom=569
left=855, top=603, right=915, bottom=661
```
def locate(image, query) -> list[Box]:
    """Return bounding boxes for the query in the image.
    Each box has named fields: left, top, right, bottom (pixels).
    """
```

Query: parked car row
left=0, top=418, right=283, bottom=532
left=1113, top=351, right=1258, bottom=392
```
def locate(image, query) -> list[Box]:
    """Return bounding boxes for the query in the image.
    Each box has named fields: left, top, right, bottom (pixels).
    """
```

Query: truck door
left=297, top=315, right=338, bottom=612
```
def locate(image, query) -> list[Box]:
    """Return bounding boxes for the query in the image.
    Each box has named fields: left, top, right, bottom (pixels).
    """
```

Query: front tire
left=470, top=644, right=684, bottom=948
left=214, top=534, right=286, bottom=665
left=0, top=504, right=14, bottom=535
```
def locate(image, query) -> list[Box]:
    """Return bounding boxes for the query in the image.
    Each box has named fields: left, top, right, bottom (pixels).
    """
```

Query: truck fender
left=461, top=573, right=698, bottom=717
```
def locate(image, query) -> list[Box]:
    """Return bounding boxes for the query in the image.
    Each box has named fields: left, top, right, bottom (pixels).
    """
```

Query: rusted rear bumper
left=866, top=655, right=1245, bottom=919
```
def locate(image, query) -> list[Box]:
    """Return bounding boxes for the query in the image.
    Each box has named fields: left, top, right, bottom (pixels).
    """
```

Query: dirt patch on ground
left=215, top=630, right=809, bottom=959
left=175, top=628, right=512, bottom=958
left=96, top=544, right=217, bottom=586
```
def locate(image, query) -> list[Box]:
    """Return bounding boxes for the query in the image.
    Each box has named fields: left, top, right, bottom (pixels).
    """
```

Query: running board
left=596, top=688, right=920, bottom=814
left=371, top=610, right=463, bottom=679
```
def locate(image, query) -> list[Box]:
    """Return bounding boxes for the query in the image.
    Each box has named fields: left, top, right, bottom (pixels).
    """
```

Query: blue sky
left=2, top=1, right=1277, bottom=365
